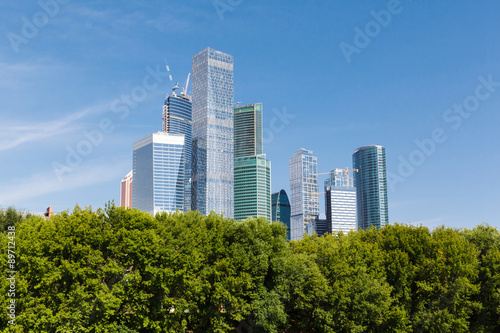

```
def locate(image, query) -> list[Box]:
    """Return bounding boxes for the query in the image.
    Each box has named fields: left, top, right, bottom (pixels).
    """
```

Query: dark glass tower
left=352, top=145, right=388, bottom=230
left=271, top=189, right=291, bottom=241
left=163, top=93, right=192, bottom=212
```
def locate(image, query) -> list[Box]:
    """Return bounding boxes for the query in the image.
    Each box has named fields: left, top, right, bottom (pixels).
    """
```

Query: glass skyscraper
left=132, top=132, right=185, bottom=215
left=325, top=169, right=357, bottom=234
left=289, top=148, right=319, bottom=241
left=352, top=145, right=389, bottom=230
left=233, top=103, right=271, bottom=221
left=234, top=103, right=263, bottom=158
left=271, top=190, right=291, bottom=241
left=192, top=47, right=234, bottom=217
left=234, top=155, right=271, bottom=221
left=163, top=93, right=192, bottom=212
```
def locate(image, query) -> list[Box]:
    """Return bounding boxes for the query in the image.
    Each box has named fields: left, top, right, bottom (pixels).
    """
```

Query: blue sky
left=1, top=0, right=499, bottom=230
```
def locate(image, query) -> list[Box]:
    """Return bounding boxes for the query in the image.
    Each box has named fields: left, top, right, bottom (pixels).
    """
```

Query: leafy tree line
left=0, top=204, right=499, bottom=332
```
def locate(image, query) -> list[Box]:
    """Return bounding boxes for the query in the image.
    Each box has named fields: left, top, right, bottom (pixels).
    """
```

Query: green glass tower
left=234, top=103, right=263, bottom=158
left=234, top=155, right=271, bottom=221
left=234, top=103, right=271, bottom=221
left=352, top=145, right=389, bottom=230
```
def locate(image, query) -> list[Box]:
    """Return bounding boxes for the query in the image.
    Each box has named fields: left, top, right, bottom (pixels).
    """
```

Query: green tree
left=462, top=224, right=500, bottom=332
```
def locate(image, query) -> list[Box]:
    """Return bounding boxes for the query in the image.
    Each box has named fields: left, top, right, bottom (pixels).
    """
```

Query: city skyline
left=1, top=1, right=499, bottom=230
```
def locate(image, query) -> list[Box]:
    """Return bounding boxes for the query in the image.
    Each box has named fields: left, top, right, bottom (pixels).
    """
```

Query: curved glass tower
left=271, top=190, right=291, bottom=241
left=352, top=145, right=388, bottom=230
left=163, top=94, right=192, bottom=212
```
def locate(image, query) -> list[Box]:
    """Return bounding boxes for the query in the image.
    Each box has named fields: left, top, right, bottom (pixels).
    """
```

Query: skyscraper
left=352, top=145, right=389, bottom=230
left=191, top=47, right=234, bottom=217
left=324, top=169, right=357, bottom=234
left=289, top=149, right=319, bottom=241
left=132, top=132, right=185, bottom=215
left=120, top=170, right=133, bottom=208
left=234, top=103, right=263, bottom=158
left=233, top=103, right=271, bottom=221
left=271, top=190, right=291, bottom=241
left=163, top=92, right=192, bottom=212
left=234, top=155, right=271, bottom=221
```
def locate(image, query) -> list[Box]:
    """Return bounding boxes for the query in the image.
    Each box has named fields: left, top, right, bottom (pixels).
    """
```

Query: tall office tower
left=234, top=155, right=271, bottom=221
left=234, top=103, right=271, bottom=221
left=163, top=92, right=192, bottom=212
left=271, top=190, right=291, bottom=241
left=289, top=149, right=319, bottom=241
left=120, top=170, right=133, bottom=208
left=191, top=47, right=234, bottom=217
left=352, top=145, right=389, bottom=230
left=132, top=132, right=185, bottom=215
left=324, top=169, right=357, bottom=234
left=234, top=103, right=263, bottom=158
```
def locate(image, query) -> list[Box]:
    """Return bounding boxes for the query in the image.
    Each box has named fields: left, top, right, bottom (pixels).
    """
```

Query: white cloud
left=0, top=159, right=129, bottom=204
left=0, top=101, right=111, bottom=151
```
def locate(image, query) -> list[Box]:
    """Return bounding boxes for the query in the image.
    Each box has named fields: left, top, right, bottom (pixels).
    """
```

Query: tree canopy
left=0, top=205, right=499, bottom=332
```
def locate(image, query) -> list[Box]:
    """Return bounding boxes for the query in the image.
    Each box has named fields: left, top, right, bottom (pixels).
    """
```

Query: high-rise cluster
left=124, top=47, right=271, bottom=221
left=119, top=47, right=389, bottom=240
left=289, top=146, right=388, bottom=240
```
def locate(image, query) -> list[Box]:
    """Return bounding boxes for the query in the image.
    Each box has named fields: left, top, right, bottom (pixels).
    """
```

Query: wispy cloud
left=0, top=101, right=111, bottom=151
left=0, top=159, right=129, bottom=204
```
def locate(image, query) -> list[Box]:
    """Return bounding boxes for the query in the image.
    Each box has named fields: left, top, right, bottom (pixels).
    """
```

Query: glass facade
left=132, top=132, right=185, bottom=215
left=192, top=47, right=234, bottom=217
left=352, top=145, right=389, bottom=230
left=325, top=169, right=357, bottom=235
left=233, top=102, right=270, bottom=222
left=306, top=217, right=328, bottom=237
left=234, top=103, right=263, bottom=158
left=289, top=148, right=319, bottom=241
left=271, top=190, right=291, bottom=241
left=163, top=94, right=192, bottom=212
left=234, top=155, right=271, bottom=221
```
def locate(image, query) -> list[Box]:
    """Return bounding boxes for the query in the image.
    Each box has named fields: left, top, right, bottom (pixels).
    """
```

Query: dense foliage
left=1, top=205, right=499, bottom=332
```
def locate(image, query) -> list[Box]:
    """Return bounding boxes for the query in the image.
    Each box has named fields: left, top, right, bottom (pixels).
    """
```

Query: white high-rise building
left=289, top=148, right=319, bottom=241
left=325, top=169, right=357, bottom=234
left=191, top=47, right=234, bottom=217
left=132, top=132, right=185, bottom=215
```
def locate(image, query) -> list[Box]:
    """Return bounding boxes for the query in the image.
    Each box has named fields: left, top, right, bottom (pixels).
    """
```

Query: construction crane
left=313, top=168, right=359, bottom=187
left=164, top=58, right=179, bottom=95
left=181, top=73, right=190, bottom=96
